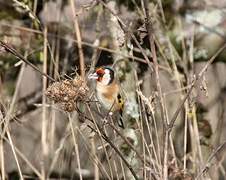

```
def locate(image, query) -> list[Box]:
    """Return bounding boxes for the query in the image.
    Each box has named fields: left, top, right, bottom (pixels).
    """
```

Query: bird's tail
left=117, top=94, right=124, bottom=128
left=118, top=109, right=125, bottom=128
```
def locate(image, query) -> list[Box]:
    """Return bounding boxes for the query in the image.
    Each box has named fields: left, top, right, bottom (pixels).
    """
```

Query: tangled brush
left=45, top=76, right=89, bottom=112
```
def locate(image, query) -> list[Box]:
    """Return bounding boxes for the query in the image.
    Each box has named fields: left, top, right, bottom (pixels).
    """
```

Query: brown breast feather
left=97, top=80, right=120, bottom=111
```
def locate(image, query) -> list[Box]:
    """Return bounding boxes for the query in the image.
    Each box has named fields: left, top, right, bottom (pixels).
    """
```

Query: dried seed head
left=61, top=101, right=76, bottom=112
left=45, top=75, right=89, bottom=112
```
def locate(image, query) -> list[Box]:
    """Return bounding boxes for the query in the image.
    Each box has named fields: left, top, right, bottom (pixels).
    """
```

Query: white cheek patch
left=98, top=69, right=110, bottom=85
left=101, top=72, right=111, bottom=85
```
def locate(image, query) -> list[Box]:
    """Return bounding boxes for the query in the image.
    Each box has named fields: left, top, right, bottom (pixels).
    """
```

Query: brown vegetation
left=1, top=0, right=226, bottom=180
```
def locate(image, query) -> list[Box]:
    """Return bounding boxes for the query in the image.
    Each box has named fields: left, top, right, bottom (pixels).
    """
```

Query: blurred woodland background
left=1, top=0, right=226, bottom=180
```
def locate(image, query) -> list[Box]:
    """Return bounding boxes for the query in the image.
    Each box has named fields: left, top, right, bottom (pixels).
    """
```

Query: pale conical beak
left=88, top=72, right=98, bottom=80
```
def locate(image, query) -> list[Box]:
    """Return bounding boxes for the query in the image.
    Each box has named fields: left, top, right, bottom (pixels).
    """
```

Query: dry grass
left=0, top=0, right=226, bottom=180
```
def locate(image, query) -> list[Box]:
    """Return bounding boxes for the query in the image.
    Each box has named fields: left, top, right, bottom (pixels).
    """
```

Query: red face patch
left=96, top=68, right=105, bottom=75
left=96, top=68, right=105, bottom=81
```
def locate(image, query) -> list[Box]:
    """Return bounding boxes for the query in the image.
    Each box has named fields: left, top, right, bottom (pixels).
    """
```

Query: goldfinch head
left=88, top=67, right=114, bottom=85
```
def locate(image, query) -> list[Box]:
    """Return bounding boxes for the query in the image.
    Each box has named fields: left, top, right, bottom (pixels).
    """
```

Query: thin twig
left=168, top=43, right=226, bottom=131
left=70, top=0, right=85, bottom=79
left=97, top=0, right=153, bottom=71
left=7, top=130, right=24, bottom=180
left=0, top=139, right=5, bottom=180
left=86, top=105, right=139, bottom=180
left=80, top=103, right=151, bottom=168
left=3, top=136, right=42, bottom=178
left=77, top=127, right=112, bottom=179
left=91, top=138, right=99, bottom=180
left=68, top=114, right=83, bottom=180
left=108, top=121, right=150, bottom=167
left=87, top=124, right=139, bottom=180
left=86, top=104, right=114, bottom=179
left=0, top=22, right=170, bottom=72
left=141, top=0, right=168, bottom=179
left=195, top=141, right=226, bottom=179
left=1, top=60, right=26, bottom=138
left=41, top=27, right=48, bottom=180
left=0, top=40, right=56, bottom=82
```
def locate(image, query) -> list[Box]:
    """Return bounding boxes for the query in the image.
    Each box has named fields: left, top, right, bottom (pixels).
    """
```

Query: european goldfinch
left=88, top=67, right=124, bottom=128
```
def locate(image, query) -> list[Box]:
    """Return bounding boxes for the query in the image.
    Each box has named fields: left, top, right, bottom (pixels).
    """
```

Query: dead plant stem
left=0, top=139, right=5, bottom=180
left=196, top=141, right=226, bottom=179
left=0, top=40, right=56, bottom=82
left=86, top=105, right=113, bottom=179
left=70, top=0, right=85, bottom=79
left=86, top=105, right=139, bottom=180
left=41, top=27, right=48, bottom=180
left=141, top=0, right=169, bottom=179
left=3, top=136, right=42, bottom=178
left=68, top=114, right=83, bottom=180
left=168, top=43, right=226, bottom=131
left=7, top=130, right=24, bottom=180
